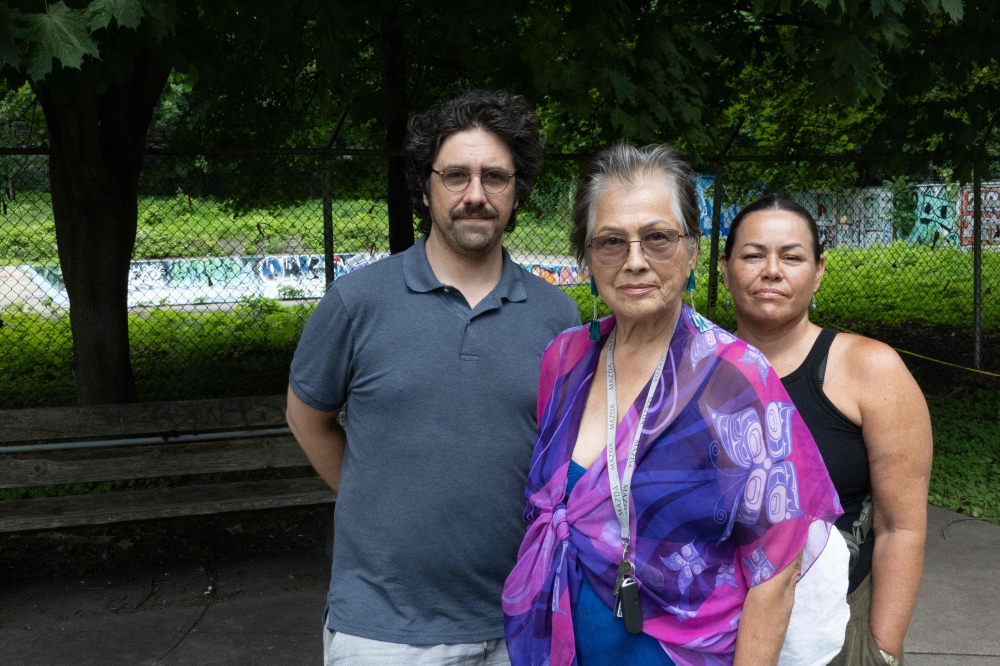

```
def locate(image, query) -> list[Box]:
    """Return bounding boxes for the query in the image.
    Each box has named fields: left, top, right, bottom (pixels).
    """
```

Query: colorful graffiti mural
left=695, top=175, right=741, bottom=237
left=859, top=188, right=896, bottom=247
left=24, top=252, right=390, bottom=307
left=257, top=252, right=390, bottom=284
left=795, top=188, right=895, bottom=250
left=525, top=263, right=583, bottom=286
left=24, top=251, right=585, bottom=307
left=959, top=183, right=1000, bottom=245
left=696, top=180, right=997, bottom=251
left=906, top=186, right=960, bottom=247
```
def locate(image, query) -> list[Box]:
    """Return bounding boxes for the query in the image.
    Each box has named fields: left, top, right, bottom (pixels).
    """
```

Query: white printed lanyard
left=604, top=326, right=670, bottom=552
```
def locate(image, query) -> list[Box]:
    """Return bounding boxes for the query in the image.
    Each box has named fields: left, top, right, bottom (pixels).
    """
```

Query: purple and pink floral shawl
left=503, top=307, right=842, bottom=666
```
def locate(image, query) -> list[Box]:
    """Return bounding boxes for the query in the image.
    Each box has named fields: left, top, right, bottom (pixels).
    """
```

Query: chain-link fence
left=1, top=148, right=997, bottom=408
left=706, top=154, right=1000, bottom=372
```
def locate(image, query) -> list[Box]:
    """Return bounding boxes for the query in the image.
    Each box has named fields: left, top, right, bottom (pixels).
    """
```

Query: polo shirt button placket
left=460, top=316, right=478, bottom=360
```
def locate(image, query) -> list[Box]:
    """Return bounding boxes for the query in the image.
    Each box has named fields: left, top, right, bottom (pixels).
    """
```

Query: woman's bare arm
left=852, top=338, right=932, bottom=657
left=734, top=550, right=802, bottom=666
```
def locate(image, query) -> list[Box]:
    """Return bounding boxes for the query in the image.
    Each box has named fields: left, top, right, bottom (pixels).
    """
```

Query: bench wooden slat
left=0, top=436, right=309, bottom=489
left=0, top=477, right=336, bottom=533
left=0, top=395, right=288, bottom=444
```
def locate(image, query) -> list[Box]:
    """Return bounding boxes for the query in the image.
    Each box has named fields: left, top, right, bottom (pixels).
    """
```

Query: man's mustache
left=450, top=205, right=498, bottom=221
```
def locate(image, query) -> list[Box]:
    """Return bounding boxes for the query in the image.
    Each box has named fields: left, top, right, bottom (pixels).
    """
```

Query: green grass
left=1, top=191, right=380, bottom=259
left=926, top=388, right=1000, bottom=525
left=0, top=191, right=578, bottom=261
left=0, top=297, right=313, bottom=409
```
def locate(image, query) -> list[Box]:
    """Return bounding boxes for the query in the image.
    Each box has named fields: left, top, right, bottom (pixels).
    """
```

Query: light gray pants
left=323, top=623, right=510, bottom=666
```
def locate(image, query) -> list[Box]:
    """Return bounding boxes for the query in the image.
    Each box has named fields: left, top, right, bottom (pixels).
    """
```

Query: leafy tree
left=1, top=0, right=180, bottom=404
left=692, top=0, right=971, bottom=159
left=0, top=0, right=968, bottom=405
left=863, top=0, right=999, bottom=178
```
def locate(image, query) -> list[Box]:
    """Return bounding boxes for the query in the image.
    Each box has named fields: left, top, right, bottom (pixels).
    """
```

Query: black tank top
left=780, top=329, right=873, bottom=593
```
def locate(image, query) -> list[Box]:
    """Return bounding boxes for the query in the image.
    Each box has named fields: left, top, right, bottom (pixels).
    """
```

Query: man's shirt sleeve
left=288, top=286, right=355, bottom=412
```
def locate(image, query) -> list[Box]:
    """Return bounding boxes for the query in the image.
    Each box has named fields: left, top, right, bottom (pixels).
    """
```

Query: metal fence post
left=707, top=159, right=724, bottom=322
left=322, top=154, right=334, bottom=288
left=973, top=164, right=983, bottom=369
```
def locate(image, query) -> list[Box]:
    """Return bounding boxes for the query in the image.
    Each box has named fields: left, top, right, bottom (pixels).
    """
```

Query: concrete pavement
left=904, top=506, right=1000, bottom=665
left=0, top=551, right=328, bottom=665
left=0, top=504, right=997, bottom=665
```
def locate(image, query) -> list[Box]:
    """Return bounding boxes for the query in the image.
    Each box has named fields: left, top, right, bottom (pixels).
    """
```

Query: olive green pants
left=827, top=574, right=904, bottom=666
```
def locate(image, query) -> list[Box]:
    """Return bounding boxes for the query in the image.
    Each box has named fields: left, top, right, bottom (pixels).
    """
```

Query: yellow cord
left=828, top=325, right=1000, bottom=379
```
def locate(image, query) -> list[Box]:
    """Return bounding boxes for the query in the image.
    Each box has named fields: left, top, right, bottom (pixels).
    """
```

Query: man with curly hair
left=287, top=89, right=580, bottom=665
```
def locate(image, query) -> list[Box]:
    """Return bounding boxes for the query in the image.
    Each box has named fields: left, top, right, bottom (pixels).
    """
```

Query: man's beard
left=442, top=203, right=507, bottom=253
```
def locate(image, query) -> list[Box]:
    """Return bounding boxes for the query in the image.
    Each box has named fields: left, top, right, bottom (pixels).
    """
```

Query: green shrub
left=0, top=299, right=315, bottom=409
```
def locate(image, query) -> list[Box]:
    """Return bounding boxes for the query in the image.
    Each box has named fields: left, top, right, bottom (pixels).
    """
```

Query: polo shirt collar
left=402, top=236, right=441, bottom=293
left=403, top=235, right=527, bottom=303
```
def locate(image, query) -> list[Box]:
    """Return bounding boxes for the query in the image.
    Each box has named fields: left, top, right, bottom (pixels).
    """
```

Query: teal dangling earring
left=811, top=293, right=818, bottom=311
left=686, top=269, right=697, bottom=313
left=589, top=276, right=601, bottom=341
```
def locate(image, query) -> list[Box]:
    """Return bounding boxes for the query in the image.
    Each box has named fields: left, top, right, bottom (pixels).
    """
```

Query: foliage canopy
left=2, top=0, right=981, bottom=160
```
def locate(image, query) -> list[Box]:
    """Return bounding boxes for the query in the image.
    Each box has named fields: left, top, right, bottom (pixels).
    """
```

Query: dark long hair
left=405, top=89, right=545, bottom=235
left=723, top=196, right=822, bottom=262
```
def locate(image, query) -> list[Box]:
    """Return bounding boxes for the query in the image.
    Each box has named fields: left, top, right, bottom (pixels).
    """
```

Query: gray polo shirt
left=289, top=236, right=581, bottom=644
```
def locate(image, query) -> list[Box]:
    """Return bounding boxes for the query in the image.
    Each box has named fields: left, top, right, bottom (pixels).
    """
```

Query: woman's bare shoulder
left=831, top=332, right=921, bottom=409
left=833, top=331, right=907, bottom=374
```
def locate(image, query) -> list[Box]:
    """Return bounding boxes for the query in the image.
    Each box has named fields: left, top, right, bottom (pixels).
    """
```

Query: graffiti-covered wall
left=796, top=188, right=895, bottom=250
left=21, top=252, right=586, bottom=308
left=695, top=174, right=741, bottom=237
left=25, top=253, right=384, bottom=308
left=522, top=263, right=582, bottom=286
left=726, top=182, right=1000, bottom=250
left=693, top=175, right=1000, bottom=250
left=960, top=184, right=1000, bottom=246
left=905, top=185, right=961, bottom=247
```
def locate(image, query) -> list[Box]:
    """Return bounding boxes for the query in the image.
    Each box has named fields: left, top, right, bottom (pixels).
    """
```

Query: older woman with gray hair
left=503, top=143, right=845, bottom=666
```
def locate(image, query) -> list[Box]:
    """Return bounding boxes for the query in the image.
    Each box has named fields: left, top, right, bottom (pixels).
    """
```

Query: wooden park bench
left=0, top=395, right=336, bottom=535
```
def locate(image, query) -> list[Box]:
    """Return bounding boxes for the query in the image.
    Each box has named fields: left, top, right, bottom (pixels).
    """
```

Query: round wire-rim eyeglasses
left=432, top=168, right=516, bottom=194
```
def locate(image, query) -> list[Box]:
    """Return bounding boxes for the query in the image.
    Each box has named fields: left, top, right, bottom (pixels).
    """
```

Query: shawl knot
left=552, top=504, right=570, bottom=542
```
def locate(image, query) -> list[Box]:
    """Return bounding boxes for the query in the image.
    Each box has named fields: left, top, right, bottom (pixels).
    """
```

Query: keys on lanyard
left=613, top=544, right=643, bottom=634
left=604, top=325, right=671, bottom=637
left=613, top=548, right=634, bottom=596
left=614, top=575, right=643, bottom=635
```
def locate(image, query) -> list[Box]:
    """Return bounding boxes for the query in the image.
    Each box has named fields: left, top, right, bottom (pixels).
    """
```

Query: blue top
left=566, top=460, right=676, bottom=665
left=290, top=237, right=581, bottom=644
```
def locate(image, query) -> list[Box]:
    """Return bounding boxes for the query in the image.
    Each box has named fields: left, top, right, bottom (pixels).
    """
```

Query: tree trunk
left=381, top=9, right=413, bottom=254
left=33, top=46, right=169, bottom=405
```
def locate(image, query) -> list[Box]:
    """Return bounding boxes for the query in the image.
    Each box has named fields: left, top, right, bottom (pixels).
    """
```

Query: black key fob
left=617, top=576, right=643, bottom=634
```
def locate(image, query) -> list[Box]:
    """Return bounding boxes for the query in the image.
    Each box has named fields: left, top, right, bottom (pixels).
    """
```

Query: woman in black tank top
left=720, top=196, right=932, bottom=666
left=783, top=328, right=875, bottom=591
